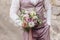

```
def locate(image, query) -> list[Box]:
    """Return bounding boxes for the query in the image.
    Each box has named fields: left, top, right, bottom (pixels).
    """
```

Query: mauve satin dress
left=19, top=0, right=50, bottom=40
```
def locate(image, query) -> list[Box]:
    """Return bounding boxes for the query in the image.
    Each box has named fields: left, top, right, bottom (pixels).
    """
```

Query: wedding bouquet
left=19, top=10, right=42, bottom=32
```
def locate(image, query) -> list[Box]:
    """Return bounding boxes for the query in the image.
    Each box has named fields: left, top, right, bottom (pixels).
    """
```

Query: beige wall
left=0, top=0, right=60, bottom=40
left=0, top=0, right=23, bottom=40
left=51, top=0, right=60, bottom=6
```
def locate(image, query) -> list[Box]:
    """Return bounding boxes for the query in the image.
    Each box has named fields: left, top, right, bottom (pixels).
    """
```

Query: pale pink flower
left=23, top=14, right=29, bottom=22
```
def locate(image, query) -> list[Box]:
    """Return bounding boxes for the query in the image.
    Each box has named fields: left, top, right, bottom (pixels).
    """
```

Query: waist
left=32, top=21, right=48, bottom=30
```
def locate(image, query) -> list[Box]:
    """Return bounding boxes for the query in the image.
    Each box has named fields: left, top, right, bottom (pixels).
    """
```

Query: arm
left=44, top=0, right=52, bottom=26
left=10, top=0, right=21, bottom=26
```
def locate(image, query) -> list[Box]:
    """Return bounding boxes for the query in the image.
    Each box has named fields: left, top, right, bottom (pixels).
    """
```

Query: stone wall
left=0, top=0, right=23, bottom=40
left=0, top=0, right=60, bottom=40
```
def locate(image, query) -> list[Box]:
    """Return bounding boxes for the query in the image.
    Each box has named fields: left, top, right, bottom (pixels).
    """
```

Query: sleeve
left=44, top=0, right=52, bottom=26
left=9, top=0, right=21, bottom=26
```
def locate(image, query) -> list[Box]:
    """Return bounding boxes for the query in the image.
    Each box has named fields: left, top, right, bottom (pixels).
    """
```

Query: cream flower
left=25, top=10, right=29, bottom=14
left=32, top=16, right=38, bottom=19
left=30, top=11, right=36, bottom=17
left=28, top=21, right=35, bottom=28
left=19, top=20, right=23, bottom=27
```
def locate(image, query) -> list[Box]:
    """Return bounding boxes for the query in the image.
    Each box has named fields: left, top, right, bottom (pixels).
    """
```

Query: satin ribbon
left=29, top=29, right=32, bottom=40
left=24, top=29, right=32, bottom=40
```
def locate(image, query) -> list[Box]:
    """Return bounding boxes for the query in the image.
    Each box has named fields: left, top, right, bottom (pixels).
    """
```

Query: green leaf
left=21, top=10, right=25, bottom=14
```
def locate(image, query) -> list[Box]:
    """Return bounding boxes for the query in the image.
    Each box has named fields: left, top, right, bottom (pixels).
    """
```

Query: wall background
left=0, top=0, right=60, bottom=40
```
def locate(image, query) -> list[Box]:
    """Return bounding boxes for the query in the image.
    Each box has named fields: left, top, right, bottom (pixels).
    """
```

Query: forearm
left=47, top=7, right=51, bottom=26
left=10, top=0, right=21, bottom=26
left=44, top=0, right=52, bottom=26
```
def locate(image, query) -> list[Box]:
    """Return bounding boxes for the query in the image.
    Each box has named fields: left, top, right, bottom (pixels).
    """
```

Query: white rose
left=28, top=21, right=35, bottom=28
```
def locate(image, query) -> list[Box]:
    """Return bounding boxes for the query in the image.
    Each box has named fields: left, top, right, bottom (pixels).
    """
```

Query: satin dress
left=10, top=0, right=51, bottom=40
left=19, top=0, right=50, bottom=40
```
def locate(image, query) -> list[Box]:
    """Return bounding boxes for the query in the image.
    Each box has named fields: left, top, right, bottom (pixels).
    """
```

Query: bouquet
left=19, top=10, right=42, bottom=32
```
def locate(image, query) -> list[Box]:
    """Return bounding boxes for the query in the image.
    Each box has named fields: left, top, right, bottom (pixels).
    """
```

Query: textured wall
left=51, top=0, right=60, bottom=40
left=0, top=0, right=23, bottom=40
left=0, top=0, right=60, bottom=40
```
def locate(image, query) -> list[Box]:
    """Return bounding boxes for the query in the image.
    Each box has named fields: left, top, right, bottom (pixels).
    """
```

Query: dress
left=19, top=0, right=50, bottom=40
left=10, top=0, right=51, bottom=40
